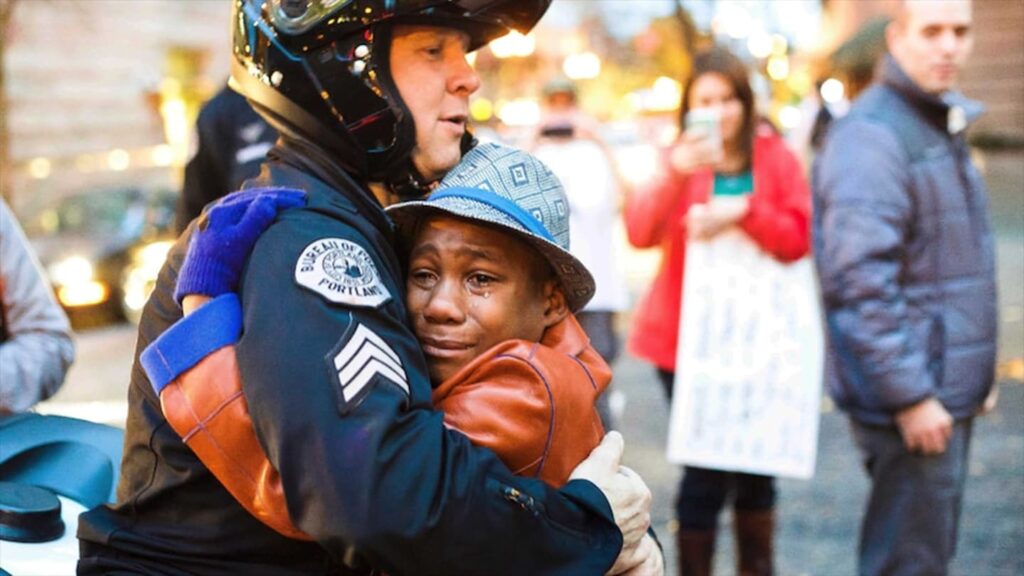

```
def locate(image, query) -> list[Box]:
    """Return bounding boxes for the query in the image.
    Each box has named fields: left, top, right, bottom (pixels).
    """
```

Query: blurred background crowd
left=0, top=1, right=1021, bottom=574
left=2, top=0, right=1021, bottom=331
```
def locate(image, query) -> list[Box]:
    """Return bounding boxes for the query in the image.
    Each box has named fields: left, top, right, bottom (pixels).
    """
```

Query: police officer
left=176, top=84, right=278, bottom=233
left=78, top=1, right=659, bottom=575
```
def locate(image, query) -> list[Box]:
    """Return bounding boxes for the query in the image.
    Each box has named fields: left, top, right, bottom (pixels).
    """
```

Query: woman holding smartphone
left=625, top=47, right=810, bottom=576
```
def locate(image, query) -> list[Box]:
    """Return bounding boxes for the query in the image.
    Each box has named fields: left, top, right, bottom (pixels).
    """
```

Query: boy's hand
left=175, top=188, right=306, bottom=304
left=181, top=294, right=212, bottom=316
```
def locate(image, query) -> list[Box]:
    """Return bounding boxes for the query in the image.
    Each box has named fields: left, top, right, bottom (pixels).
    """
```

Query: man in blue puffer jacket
left=813, top=1, right=996, bottom=575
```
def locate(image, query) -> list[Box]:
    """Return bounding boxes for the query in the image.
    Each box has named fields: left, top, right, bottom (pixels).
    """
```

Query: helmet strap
left=385, top=163, right=437, bottom=201
left=385, top=131, right=479, bottom=200
left=364, top=22, right=417, bottom=181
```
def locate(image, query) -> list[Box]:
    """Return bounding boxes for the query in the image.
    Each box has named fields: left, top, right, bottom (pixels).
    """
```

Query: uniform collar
left=880, top=54, right=984, bottom=134
left=262, top=140, right=396, bottom=240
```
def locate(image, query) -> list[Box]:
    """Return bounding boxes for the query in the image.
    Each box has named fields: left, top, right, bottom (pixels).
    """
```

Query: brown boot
left=733, top=509, right=774, bottom=576
left=676, top=529, right=715, bottom=576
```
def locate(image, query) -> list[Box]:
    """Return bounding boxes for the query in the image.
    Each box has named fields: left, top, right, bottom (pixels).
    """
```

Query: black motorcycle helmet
left=231, top=0, right=551, bottom=190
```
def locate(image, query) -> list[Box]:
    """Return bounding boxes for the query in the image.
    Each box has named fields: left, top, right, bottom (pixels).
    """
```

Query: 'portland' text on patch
left=295, top=238, right=391, bottom=307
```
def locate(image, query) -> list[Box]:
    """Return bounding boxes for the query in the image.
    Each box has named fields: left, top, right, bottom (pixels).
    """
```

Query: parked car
left=23, top=185, right=177, bottom=326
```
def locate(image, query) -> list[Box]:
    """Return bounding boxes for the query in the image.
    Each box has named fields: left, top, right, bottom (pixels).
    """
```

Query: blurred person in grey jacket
left=813, top=1, right=996, bottom=575
left=0, top=199, right=75, bottom=414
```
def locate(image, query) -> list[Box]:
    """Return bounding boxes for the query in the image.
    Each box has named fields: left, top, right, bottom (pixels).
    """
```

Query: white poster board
left=666, top=228, right=823, bottom=479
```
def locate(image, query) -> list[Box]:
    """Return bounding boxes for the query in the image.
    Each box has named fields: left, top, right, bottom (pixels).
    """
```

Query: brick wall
left=4, top=0, right=231, bottom=212
left=957, top=0, right=1024, bottom=137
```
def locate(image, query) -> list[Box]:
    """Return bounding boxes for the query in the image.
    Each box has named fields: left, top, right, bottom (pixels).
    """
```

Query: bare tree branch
left=673, top=0, right=698, bottom=56
left=0, top=0, right=17, bottom=204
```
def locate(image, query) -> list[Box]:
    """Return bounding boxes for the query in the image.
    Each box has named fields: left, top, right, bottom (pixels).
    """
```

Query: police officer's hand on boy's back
left=570, top=437, right=662, bottom=575
left=571, top=432, right=651, bottom=549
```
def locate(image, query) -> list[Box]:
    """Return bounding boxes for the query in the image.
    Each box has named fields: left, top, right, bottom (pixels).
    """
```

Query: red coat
left=625, top=129, right=811, bottom=371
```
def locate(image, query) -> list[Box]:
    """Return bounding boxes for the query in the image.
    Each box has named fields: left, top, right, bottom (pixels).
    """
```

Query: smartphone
left=685, top=107, right=723, bottom=154
left=540, top=122, right=575, bottom=138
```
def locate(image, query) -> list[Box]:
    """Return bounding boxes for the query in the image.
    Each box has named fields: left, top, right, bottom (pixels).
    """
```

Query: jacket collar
left=264, top=139, right=396, bottom=239
left=880, top=54, right=984, bottom=132
left=539, top=314, right=592, bottom=358
left=432, top=311, right=606, bottom=399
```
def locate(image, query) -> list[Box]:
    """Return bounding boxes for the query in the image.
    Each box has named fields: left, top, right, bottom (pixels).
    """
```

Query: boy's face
left=406, top=215, right=566, bottom=384
left=391, top=25, right=480, bottom=183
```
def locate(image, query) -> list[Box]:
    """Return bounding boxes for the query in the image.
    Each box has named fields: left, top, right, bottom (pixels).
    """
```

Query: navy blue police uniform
left=77, top=145, right=622, bottom=575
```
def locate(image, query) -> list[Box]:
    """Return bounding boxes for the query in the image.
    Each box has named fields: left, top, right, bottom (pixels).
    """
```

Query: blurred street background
left=3, top=1, right=1022, bottom=574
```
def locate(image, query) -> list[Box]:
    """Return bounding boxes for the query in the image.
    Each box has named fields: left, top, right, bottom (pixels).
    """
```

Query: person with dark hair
left=625, top=46, right=811, bottom=576
left=814, top=1, right=995, bottom=574
left=176, top=84, right=278, bottom=233
left=77, top=1, right=657, bottom=575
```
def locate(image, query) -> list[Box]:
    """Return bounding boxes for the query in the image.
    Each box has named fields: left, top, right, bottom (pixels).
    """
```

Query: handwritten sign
left=666, top=229, right=823, bottom=479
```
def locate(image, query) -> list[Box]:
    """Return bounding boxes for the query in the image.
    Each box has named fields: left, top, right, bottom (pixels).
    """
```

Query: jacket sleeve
left=434, top=352, right=553, bottom=482
left=814, top=120, right=934, bottom=410
left=0, top=201, right=75, bottom=413
left=625, top=148, right=687, bottom=248
left=140, top=294, right=309, bottom=540
left=236, top=215, right=621, bottom=575
left=740, top=140, right=811, bottom=262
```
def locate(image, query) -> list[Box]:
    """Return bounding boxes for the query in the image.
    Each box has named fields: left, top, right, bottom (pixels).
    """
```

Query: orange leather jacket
left=433, top=314, right=609, bottom=486
left=155, top=313, right=609, bottom=539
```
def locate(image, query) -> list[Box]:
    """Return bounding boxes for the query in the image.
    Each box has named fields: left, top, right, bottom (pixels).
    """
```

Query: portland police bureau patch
left=295, top=238, right=391, bottom=307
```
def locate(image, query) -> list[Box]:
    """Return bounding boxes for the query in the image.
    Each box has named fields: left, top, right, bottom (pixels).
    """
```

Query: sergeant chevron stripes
left=333, top=324, right=409, bottom=403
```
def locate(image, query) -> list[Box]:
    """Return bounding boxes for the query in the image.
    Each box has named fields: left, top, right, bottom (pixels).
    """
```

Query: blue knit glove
left=174, top=188, right=307, bottom=304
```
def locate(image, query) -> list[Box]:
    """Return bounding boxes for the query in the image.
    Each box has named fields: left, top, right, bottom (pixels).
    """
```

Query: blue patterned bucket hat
left=386, top=142, right=596, bottom=312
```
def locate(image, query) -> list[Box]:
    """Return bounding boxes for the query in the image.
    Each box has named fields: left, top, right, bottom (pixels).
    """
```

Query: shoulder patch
left=328, top=323, right=410, bottom=413
left=295, top=238, right=391, bottom=307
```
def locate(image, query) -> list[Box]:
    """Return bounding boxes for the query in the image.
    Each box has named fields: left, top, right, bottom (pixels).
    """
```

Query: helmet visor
left=451, top=0, right=551, bottom=33
left=391, top=0, right=549, bottom=50
left=269, top=0, right=550, bottom=42
left=269, top=0, right=351, bottom=35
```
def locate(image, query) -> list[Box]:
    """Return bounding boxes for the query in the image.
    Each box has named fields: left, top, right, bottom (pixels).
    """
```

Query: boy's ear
left=542, top=280, right=569, bottom=328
